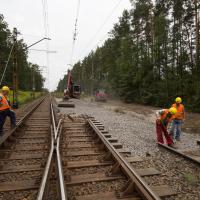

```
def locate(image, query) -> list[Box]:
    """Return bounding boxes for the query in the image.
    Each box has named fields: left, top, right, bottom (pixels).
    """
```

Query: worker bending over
left=156, top=107, right=177, bottom=147
left=170, top=97, right=185, bottom=142
left=0, top=86, right=16, bottom=136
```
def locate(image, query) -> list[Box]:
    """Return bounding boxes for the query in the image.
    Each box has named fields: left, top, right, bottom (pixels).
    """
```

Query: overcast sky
left=1, top=0, right=132, bottom=90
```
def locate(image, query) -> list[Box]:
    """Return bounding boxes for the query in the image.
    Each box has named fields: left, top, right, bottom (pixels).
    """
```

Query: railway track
left=58, top=112, right=200, bottom=200
left=0, top=96, right=62, bottom=200
left=158, top=142, right=200, bottom=165
left=0, top=97, right=46, bottom=144
left=0, top=97, right=199, bottom=199
left=57, top=115, right=183, bottom=200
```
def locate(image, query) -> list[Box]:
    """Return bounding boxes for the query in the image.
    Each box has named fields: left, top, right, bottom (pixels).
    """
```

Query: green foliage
left=184, top=173, right=200, bottom=186
left=8, top=90, right=42, bottom=105
left=57, top=1, right=200, bottom=112
left=0, top=14, right=44, bottom=91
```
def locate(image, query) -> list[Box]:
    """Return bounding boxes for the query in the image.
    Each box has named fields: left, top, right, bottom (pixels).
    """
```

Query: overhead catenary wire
left=42, top=0, right=49, bottom=37
left=90, top=33, right=108, bottom=52
left=41, top=0, right=50, bottom=89
left=29, top=49, right=57, bottom=53
left=79, top=0, right=123, bottom=60
left=21, top=33, right=44, bottom=38
left=70, top=0, right=81, bottom=66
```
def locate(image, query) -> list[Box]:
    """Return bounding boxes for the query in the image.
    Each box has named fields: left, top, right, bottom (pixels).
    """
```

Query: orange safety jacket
left=160, top=109, right=174, bottom=127
left=172, top=103, right=185, bottom=120
left=0, top=93, right=10, bottom=111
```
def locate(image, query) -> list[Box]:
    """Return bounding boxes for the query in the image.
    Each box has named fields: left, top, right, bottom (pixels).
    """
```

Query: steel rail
left=37, top=125, right=54, bottom=200
left=52, top=100, right=67, bottom=200
left=56, top=123, right=68, bottom=200
left=51, top=102, right=58, bottom=140
left=56, top=119, right=62, bottom=133
left=88, top=119, right=161, bottom=200
left=37, top=100, right=67, bottom=200
left=0, top=97, right=46, bottom=146
left=158, top=142, right=200, bottom=165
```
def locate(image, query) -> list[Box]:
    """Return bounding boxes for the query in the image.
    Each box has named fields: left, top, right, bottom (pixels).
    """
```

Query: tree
left=57, top=1, right=200, bottom=112
left=0, top=14, right=44, bottom=91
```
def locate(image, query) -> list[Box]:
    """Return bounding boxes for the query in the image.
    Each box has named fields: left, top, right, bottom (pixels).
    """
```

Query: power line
left=41, top=0, right=50, bottom=89
left=22, top=33, right=44, bottom=38
left=79, top=0, right=123, bottom=60
left=91, top=33, right=108, bottom=52
left=70, top=0, right=81, bottom=65
left=42, top=0, right=49, bottom=37
left=29, top=49, right=57, bottom=53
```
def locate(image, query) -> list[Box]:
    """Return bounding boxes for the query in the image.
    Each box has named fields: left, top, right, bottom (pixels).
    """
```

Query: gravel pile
left=58, top=99, right=200, bottom=157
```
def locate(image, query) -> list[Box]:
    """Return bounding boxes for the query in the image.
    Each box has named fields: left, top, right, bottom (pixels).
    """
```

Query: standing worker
left=0, top=86, right=16, bottom=136
left=156, top=107, right=177, bottom=147
left=170, top=97, right=185, bottom=142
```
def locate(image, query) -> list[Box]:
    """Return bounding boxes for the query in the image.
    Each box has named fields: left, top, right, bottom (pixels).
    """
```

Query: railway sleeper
left=65, top=159, right=114, bottom=169
left=65, top=172, right=124, bottom=186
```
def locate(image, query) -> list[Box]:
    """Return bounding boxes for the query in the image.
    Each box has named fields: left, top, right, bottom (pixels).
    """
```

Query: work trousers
left=156, top=121, right=173, bottom=145
left=0, top=109, right=16, bottom=135
left=170, top=119, right=182, bottom=140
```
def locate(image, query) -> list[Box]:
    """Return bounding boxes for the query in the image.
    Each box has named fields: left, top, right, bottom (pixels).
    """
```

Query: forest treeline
left=57, top=0, right=200, bottom=112
left=0, top=14, right=44, bottom=91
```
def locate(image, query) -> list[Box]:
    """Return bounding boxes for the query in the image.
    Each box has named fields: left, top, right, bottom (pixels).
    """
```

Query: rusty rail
left=87, top=119, right=161, bottom=200
left=158, top=142, right=200, bottom=165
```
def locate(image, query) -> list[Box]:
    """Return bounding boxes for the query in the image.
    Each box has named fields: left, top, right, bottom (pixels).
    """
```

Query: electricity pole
left=12, top=28, right=18, bottom=109
left=30, top=64, right=36, bottom=99
left=91, top=59, right=94, bottom=96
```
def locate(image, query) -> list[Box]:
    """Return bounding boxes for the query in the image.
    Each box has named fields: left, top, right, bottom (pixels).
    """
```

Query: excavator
left=58, top=70, right=81, bottom=108
left=63, top=70, right=81, bottom=100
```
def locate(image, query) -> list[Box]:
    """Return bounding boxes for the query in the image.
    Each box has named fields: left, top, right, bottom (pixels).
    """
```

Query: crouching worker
left=0, top=86, right=16, bottom=136
left=156, top=107, right=177, bottom=147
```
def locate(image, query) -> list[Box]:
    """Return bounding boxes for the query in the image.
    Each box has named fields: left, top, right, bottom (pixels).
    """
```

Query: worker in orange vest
left=170, top=97, right=185, bottom=142
left=0, top=86, right=16, bottom=136
left=156, top=107, right=177, bottom=147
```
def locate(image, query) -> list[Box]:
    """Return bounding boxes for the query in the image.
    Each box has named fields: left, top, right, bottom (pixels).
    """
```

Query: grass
left=53, top=92, right=63, bottom=98
left=8, top=90, right=42, bottom=105
left=184, top=173, right=199, bottom=186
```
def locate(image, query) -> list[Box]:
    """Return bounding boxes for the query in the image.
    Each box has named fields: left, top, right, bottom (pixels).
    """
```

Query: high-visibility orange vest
left=0, top=94, right=10, bottom=111
left=160, top=109, right=174, bottom=127
left=172, top=103, right=185, bottom=120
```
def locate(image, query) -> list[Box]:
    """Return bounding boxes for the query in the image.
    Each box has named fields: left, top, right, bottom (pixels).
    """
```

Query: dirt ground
left=89, top=98, right=200, bottom=135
